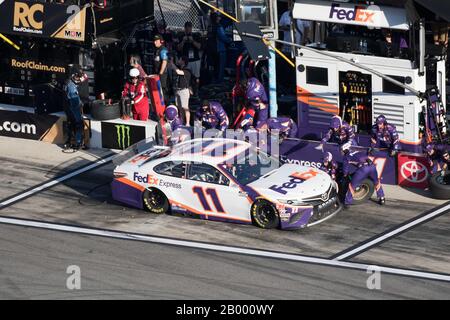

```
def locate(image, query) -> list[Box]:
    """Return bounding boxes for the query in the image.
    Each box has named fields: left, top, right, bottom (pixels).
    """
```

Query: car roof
left=168, top=138, right=252, bottom=165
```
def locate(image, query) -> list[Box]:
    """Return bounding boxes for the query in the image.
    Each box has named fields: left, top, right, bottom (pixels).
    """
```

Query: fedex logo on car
left=133, top=172, right=159, bottom=185
left=269, top=170, right=319, bottom=195
left=329, top=3, right=376, bottom=24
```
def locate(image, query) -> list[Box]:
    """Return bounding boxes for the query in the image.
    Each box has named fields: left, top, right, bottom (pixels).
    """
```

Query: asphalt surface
left=0, top=137, right=449, bottom=299
left=1, top=223, right=449, bottom=300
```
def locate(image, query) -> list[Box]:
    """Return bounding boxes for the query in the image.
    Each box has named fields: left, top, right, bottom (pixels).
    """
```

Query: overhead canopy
left=414, top=0, right=450, bottom=22
left=293, top=0, right=410, bottom=30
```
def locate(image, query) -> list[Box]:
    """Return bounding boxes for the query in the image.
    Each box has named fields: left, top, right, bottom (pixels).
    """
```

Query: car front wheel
left=143, top=188, right=169, bottom=214
left=251, top=199, right=280, bottom=229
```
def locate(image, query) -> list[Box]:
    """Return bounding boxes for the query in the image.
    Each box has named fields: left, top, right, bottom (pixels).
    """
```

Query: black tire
left=429, top=172, right=450, bottom=199
left=143, top=188, right=170, bottom=214
left=251, top=199, right=280, bottom=229
left=351, top=178, right=375, bottom=205
left=90, top=100, right=121, bottom=121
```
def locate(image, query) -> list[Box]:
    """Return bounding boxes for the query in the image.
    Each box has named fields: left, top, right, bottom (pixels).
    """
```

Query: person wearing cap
left=371, top=114, right=400, bottom=157
left=424, top=143, right=448, bottom=174
left=177, top=21, right=201, bottom=96
left=121, top=68, right=149, bottom=121
left=321, top=115, right=356, bottom=146
left=321, top=152, right=338, bottom=181
left=195, top=100, right=229, bottom=134
left=341, top=143, right=385, bottom=206
left=239, top=76, right=269, bottom=130
left=63, top=70, right=85, bottom=150
left=256, top=117, right=298, bottom=141
left=153, top=34, right=169, bottom=99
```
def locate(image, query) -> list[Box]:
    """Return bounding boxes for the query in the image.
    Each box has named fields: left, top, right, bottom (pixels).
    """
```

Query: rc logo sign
left=13, top=2, right=44, bottom=34
left=400, top=161, right=428, bottom=183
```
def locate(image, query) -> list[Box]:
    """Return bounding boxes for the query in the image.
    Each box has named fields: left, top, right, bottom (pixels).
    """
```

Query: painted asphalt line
left=0, top=216, right=449, bottom=283
left=0, top=154, right=115, bottom=210
left=332, top=201, right=450, bottom=261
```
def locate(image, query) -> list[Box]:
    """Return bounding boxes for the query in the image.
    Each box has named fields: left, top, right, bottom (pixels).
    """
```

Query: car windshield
left=221, top=148, right=280, bottom=185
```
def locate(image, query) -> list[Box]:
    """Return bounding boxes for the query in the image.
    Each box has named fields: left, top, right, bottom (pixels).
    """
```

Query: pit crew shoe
left=378, top=197, right=386, bottom=205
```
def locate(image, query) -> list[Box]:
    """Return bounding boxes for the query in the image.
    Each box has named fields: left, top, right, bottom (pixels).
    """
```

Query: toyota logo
left=321, top=192, right=329, bottom=201
left=401, top=161, right=429, bottom=183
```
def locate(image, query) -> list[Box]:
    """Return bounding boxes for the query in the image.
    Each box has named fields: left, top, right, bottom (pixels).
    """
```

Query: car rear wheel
left=351, top=179, right=375, bottom=204
left=251, top=199, right=280, bottom=229
left=429, top=172, right=450, bottom=199
left=143, top=188, right=169, bottom=214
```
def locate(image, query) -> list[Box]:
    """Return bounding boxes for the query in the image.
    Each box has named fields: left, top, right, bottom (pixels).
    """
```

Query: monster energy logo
left=116, top=125, right=131, bottom=149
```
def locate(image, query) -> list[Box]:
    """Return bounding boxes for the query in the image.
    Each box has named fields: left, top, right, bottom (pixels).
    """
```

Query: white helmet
left=129, top=68, right=140, bottom=78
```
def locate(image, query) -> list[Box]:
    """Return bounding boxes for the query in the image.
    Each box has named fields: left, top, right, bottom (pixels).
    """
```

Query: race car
left=111, top=138, right=342, bottom=230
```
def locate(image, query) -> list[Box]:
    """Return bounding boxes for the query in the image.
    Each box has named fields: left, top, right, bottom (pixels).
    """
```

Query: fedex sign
left=329, top=4, right=375, bottom=24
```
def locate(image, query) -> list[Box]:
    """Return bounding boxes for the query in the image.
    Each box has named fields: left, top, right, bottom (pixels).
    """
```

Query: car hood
left=247, top=164, right=332, bottom=202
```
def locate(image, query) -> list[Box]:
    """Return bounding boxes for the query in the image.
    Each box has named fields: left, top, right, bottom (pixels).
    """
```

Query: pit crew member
left=342, top=143, right=385, bottom=206
left=121, top=68, right=149, bottom=121
left=321, top=115, right=357, bottom=147
left=195, top=100, right=229, bottom=135
left=64, top=69, right=85, bottom=150
left=321, top=152, right=338, bottom=181
left=424, top=143, right=448, bottom=174
left=240, top=76, right=269, bottom=129
left=371, top=115, right=400, bottom=157
left=256, top=117, right=298, bottom=141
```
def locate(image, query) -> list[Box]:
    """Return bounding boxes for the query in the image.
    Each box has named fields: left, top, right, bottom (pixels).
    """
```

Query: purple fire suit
left=168, top=116, right=183, bottom=132
left=196, top=101, right=229, bottom=131
left=371, top=124, right=400, bottom=152
left=343, top=150, right=384, bottom=205
left=257, top=117, right=298, bottom=139
left=245, top=77, right=269, bottom=125
left=321, top=160, right=338, bottom=181
left=321, top=121, right=356, bottom=146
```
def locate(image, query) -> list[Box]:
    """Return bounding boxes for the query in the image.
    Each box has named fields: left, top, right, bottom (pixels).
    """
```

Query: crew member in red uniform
left=121, top=68, right=149, bottom=121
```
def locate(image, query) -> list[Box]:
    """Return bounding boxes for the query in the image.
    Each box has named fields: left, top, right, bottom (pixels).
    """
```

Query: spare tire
left=429, top=172, right=450, bottom=199
left=350, top=178, right=375, bottom=205
left=90, top=100, right=121, bottom=121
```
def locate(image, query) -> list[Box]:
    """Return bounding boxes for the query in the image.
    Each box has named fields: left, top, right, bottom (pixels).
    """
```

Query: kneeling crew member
left=342, top=143, right=385, bottom=206
left=321, top=152, right=338, bottom=181
left=165, top=105, right=183, bottom=132
left=122, top=68, right=149, bottom=121
left=256, top=117, right=298, bottom=141
left=371, top=115, right=400, bottom=157
left=196, top=100, right=229, bottom=134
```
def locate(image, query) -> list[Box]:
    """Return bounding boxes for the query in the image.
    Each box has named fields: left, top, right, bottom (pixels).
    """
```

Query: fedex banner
left=0, top=0, right=87, bottom=42
left=293, top=0, right=409, bottom=30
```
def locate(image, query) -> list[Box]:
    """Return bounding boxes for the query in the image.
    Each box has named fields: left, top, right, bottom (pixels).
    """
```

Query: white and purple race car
left=112, top=138, right=342, bottom=230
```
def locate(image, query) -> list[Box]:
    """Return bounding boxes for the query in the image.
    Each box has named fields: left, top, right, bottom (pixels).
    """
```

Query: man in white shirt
left=279, top=6, right=311, bottom=53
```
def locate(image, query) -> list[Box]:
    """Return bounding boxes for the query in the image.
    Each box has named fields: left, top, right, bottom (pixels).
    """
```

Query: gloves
left=390, top=150, right=397, bottom=157
left=440, top=170, right=446, bottom=177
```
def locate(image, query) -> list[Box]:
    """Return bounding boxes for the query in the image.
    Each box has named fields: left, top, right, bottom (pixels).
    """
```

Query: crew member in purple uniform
left=256, top=117, right=298, bottom=140
left=371, top=115, right=400, bottom=157
left=164, top=105, right=183, bottom=132
left=321, top=115, right=357, bottom=146
left=240, top=77, right=269, bottom=129
left=321, top=152, right=338, bottom=181
left=424, top=143, right=448, bottom=174
left=342, top=143, right=385, bottom=206
left=196, top=100, right=229, bottom=133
